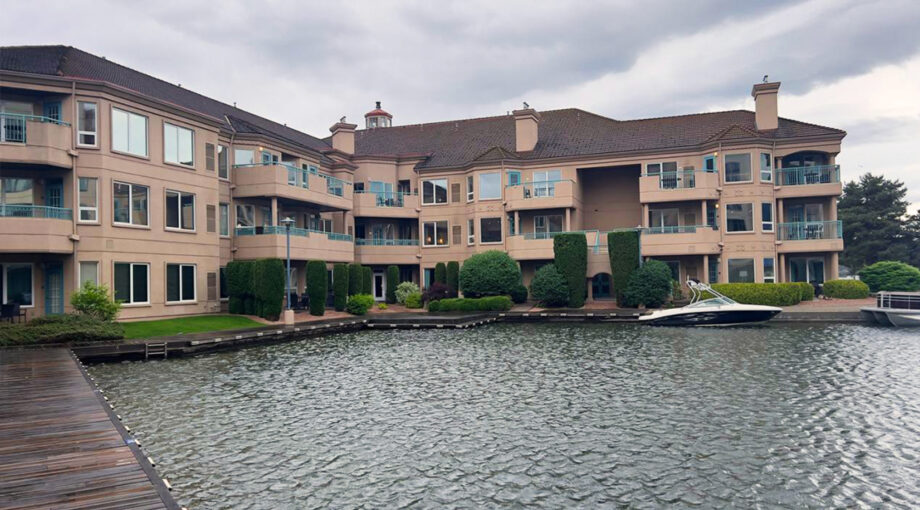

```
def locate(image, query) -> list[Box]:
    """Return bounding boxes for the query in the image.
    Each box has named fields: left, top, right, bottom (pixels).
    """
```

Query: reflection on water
left=90, top=323, right=920, bottom=509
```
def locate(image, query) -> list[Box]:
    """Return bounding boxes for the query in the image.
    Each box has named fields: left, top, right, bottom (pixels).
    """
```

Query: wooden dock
left=0, top=349, right=178, bottom=509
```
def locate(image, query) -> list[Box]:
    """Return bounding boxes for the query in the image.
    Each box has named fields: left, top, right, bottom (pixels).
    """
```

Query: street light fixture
left=281, top=216, right=295, bottom=312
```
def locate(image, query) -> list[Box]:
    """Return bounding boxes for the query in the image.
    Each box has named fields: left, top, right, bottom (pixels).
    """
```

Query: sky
left=3, top=0, right=919, bottom=211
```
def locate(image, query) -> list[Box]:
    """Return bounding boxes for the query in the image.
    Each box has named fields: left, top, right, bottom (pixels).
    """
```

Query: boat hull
left=640, top=309, right=781, bottom=327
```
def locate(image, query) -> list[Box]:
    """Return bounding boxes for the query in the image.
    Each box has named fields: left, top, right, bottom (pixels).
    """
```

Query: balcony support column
left=702, top=254, right=709, bottom=283
left=700, top=200, right=707, bottom=226
left=514, top=211, right=520, bottom=235
left=271, top=197, right=278, bottom=226
left=564, top=208, right=570, bottom=232
left=778, top=254, right=785, bottom=283
left=829, top=253, right=839, bottom=280
left=777, top=199, right=784, bottom=224
left=642, top=204, right=649, bottom=227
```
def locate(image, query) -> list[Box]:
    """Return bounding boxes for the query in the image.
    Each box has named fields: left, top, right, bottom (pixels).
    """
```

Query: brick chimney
left=512, top=107, right=540, bottom=152
left=751, top=81, right=780, bottom=131
left=329, top=120, right=357, bottom=154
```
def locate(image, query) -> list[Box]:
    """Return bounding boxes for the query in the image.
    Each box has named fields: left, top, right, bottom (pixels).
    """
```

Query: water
left=89, top=323, right=920, bottom=509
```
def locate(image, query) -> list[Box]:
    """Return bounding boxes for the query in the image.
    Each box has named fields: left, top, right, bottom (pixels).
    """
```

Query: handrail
left=0, top=113, right=70, bottom=126
left=776, top=220, right=842, bottom=241
left=234, top=225, right=353, bottom=242
left=231, top=162, right=353, bottom=186
left=505, top=178, right=575, bottom=188
left=0, top=204, right=73, bottom=220
left=355, top=238, right=419, bottom=246
left=355, top=190, right=416, bottom=207
left=641, top=169, right=697, bottom=190
left=775, top=165, right=840, bottom=186
left=642, top=224, right=717, bottom=234
left=1, top=113, right=70, bottom=143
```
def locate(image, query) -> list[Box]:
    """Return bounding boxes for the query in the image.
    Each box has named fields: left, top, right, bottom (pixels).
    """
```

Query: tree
left=838, top=173, right=911, bottom=270
left=903, top=209, right=920, bottom=268
left=347, top=264, right=363, bottom=295
left=622, top=260, right=672, bottom=308
left=446, top=261, right=460, bottom=298
left=307, top=260, right=327, bottom=316
left=434, top=262, right=447, bottom=285
left=608, top=230, right=640, bottom=306
left=553, top=233, right=587, bottom=307
left=362, top=266, right=373, bottom=295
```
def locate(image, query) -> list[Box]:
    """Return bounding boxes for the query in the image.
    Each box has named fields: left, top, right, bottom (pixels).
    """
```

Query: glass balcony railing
left=355, top=190, right=416, bottom=207
left=355, top=238, right=419, bottom=246
left=515, top=231, right=568, bottom=240
left=776, top=165, right=840, bottom=186
left=0, top=204, right=72, bottom=220
left=508, top=179, right=573, bottom=198
left=235, top=226, right=353, bottom=242
left=0, top=113, right=70, bottom=143
left=777, top=220, right=842, bottom=241
left=642, top=170, right=696, bottom=189
left=642, top=224, right=717, bottom=235
left=232, top=162, right=352, bottom=196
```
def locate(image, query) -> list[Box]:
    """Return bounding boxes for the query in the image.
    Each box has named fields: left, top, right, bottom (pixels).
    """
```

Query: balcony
left=234, top=226, right=354, bottom=263
left=639, top=170, right=720, bottom=203
left=233, top=163, right=353, bottom=211
left=0, top=205, right=73, bottom=253
left=776, top=220, right=843, bottom=253
left=354, top=238, right=420, bottom=265
left=774, top=165, right=842, bottom=198
left=638, top=225, right=721, bottom=256
left=505, top=180, right=578, bottom=211
left=353, top=191, right=419, bottom=218
left=0, top=114, right=72, bottom=168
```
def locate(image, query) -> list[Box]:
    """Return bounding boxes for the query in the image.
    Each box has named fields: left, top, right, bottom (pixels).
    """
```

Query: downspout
left=224, top=115, right=237, bottom=253
left=70, top=80, right=79, bottom=304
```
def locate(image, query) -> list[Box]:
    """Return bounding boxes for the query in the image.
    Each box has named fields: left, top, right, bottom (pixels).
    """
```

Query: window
left=0, top=178, right=33, bottom=204
left=288, top=168, right=297, bottom=185
left=78, top=177, right=98, bottom=222
left=2, top=263, right=33, bottom=307
left=725, top=153, right=752, bottom=182
left=423, top=220, right=448, bottom=246
left=217, top=145, right=229, bottom=179
left=114, top=262, right=149, bottom=304
left=532, top=170, right=561, bottom=197
left=480, top=217, right=502, bottom=243
left=708, top=257, right=720, bottom=284
left=534, top=215, right=564, bottom=237
left=478, top=173, right=501, bottom=200
left=234, top=149, right=254, bottom=165
left=467, top=218, right=475, bottom=245
left=79, top=261, right=98, bottom=287
left=165, top=190, right=195, bottom=231
left=703, top=155, right=717, bottom=173
left=725, top=203, right=753, bottom=232
left=219, top=267, right=229, bottom=300
left=113, top=181, right=149, bottom=226
left=645, top=162, right=677, bottom=176
left=466, top=176, right=474, bottom=202
left=649, top=208, right=680, bottom=229
left=219, top=203, right=230, bottom=236
left=760, top=153, right=772, bottom=182
left=111, top=107, right=148, bottom=157
left=166, top=263, right=196, bottom=303
left=77, top=102, right=97, bottom=146
left=507, top=171, right=521, bottom=187
left=422, top=179, right=448, bottom=205
left=164, top=123, right=194, bottom=166
left=261, top=206, right=273, bottom=227
left=507, top=213, right=515, bottom=236
left=763, top=258, right=775, bottom=283
left=236, top=204, right=254, bottom=227
left=728, top=259, right=755, bottom=283
left=761, top=202, right=774, bottom=232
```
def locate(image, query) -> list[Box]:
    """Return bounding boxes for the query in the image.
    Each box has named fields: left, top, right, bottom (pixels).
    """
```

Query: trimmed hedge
left=622, top=259, right=672, bottom=308
left=823, top=279, right=870, bottom=299
left=346, top=294, right=375, bottom=315
left=307, top=260, right=327, bottom=316
left=858, top=261, right=920, bottom=292
left=0, top=315, right=124, bottom=346
left=553, top=233, right=587, bottom=308
left=362, top=266, right=373, bottom=295
left=405, top=292, right=423, bottom=309
left=792, top=282, right=814, bottom=302
left=348, top=263, right=363, bottom=295
left=608, top=230, right=640, bottom=306
left=428, top=296, right=513, bottom=312
left=446, top=261, right=460, bottom=298
left=459, top=250, right=522, bottom=298
left=708, top=283, right=805, bottom=306
left=226, top=259, right=284, bottom=320
left=226, top=260, right=253, bottom=314
left=530, top=264, right=569, bottom=307
left=434, top=262, right=447, bottom=285
left=333, top=263, right=349, bottom=311
left=386, top=266, right=399, bottom=304
left=510, top=284, right=528, bottom=304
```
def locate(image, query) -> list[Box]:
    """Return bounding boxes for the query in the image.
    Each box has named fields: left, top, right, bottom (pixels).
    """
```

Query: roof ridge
left=620, top=109, right=751, bottom=124
left=354, top=107, right=588, bottom=133
left=776, top=115, right=846, bottom=134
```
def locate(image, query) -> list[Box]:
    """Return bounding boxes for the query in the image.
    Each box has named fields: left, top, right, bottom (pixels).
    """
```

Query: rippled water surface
left=89, top=323, right=920, bottom=509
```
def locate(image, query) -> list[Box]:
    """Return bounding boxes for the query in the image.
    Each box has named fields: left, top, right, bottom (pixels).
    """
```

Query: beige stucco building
left=1, top=46, right=845, bottom=319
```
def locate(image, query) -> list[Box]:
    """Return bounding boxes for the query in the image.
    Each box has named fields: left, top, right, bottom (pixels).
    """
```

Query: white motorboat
left=861, top=292, right=920, bottom=327
left=639, top=279, right=782, bottom=326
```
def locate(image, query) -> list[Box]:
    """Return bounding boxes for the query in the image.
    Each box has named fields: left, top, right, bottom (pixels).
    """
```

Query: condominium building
left=0, top=46, right=845, bottom=319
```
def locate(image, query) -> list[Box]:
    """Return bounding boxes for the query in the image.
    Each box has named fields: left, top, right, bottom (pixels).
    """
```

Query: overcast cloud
left=3, top=0, right=919, bottom=208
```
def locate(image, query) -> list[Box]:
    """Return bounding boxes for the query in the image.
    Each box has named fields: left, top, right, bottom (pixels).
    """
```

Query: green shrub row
left=345, top=294, right=375, bottom=315
left=405, top=292, right=423, bottom=308
left=607, top=230, right=640, bottom=306
left=307, top=260, right=327, bottom=316
left=0, top=314, right=124, bottom=346
left=858, top=261, right=920, bottom=292
left=823, top=279, right=870, bottom=299
left=226, top=259, right=284, bottom=320
left=333, top=263, right=349, bottom=311
left=708, top=283, right=809, bottom=306
left=386, top=266, right=399, bottom=304
left=428, top=296, right=513, bottom=312
left=553, top=233, right=587, bottom=307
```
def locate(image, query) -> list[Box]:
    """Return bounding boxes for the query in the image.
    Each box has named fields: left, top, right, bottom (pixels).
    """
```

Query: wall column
left=514, top=210, right=520, bottom=235
left=702, top=254, right=709, bottom=283
left=701, top=200, right=707, bottom=226
left=777, top=198, right=784, bottom=224
left=642, top=204, right=649, bottom=227
left=271, top=197, right=278, bottom=225
left=587, top=277, right=594, bottom=301
left=829, top=252, right=839, bottom=280
left=565, top=208, right=571, bottom=232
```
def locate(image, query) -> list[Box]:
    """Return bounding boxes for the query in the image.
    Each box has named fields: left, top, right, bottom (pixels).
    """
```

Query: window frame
left=112, top=181, right=149, bottom=227
left=110, top=106, right=149, bottom=158
left=760, top=152, right=773, bottom=183
left=467, top=218, right=475, bottom=245
left=479, top=217, right=503, bottom=244
left=78, top=177, right=98, bottom=223
left=79, top=261, right=99, bottom=287
left=724, top=153, right=753, bottom=183
left=2, top=263, right=34, bottom=308
left=113, top=262, right=150, bottom=305
left=219, top=203, right=230, bottom=237
left=76, top=101, right=98, bottom=148
left=725, top=202, right=754, bottom=233
left=217, top=144, right=229, bottom=179
left=478, top=172, right=502, bottom=200
left=422, top=220, right=449, bottom=247
left=761, top=202, right=774, bottom=232
left=163, top=121, right=195, bottom=168
left=165, top=263, right=197, bottom=304
left=466, top=176, right=474, bottom=202
left=728, top=258, right=756, bottom=283
left=534, top=214, right=564, bottom=236
left=164, top=189, right=196, bottom=232
left=234, top=148, right=255, bottom=166
left=421, top=179, right=449, bottom=205
left=763, top=257, right=775, bottom=283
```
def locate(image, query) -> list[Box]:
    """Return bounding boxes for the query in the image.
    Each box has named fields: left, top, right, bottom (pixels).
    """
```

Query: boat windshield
left=685, top=297, right=734, bottom=308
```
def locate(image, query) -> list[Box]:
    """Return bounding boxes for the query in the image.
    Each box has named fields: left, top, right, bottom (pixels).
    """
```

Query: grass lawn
left=121, top=315, right=264, bottom=340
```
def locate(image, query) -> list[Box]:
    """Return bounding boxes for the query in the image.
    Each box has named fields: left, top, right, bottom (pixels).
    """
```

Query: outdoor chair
left=1, top=303, right=25, bottom=323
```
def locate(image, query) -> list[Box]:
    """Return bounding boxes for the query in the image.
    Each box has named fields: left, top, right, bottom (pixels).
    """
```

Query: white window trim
left=219, top=203, right=230, bottom=237
left=112, top=181, right=149, bottom=228
left=217, top=144, right=230, bottom=180
left=2, top=263, right=35, bottom=308
left=164, top=190, right=196, bottom=232
left=760, top=152, right=773, bottom=183
left=479, top=216, right=504, bottom=244
left=110, top=106, right=149, bottom=158
left=166, top=263, right=197, bottom=304
left=76, top=101, right=98, bottom=148
left=763, top=257, right=776, bottom=283
left=478, top=172, right=502, bottom=201
left=725, top=202, right=755, bottom=234
left=762, top=202, right=774, bottom=233
left=644, top=161, right=678, bottom=175
left=78, top=177, right=98, bottom=224
left=466, top=176, right=474, bottom=202
left=467, top=218, right=475, bottom=245
left=724, top=153, right=754, bottom=184
left=115, top=262, right=150, bottom=306
left=421, top=179, right=449, bottom=205
left=422, top=220, right=449, bottom=247
left=79, top=261, right=99, bottom=287
left=163, top=121, right=195, bottom=168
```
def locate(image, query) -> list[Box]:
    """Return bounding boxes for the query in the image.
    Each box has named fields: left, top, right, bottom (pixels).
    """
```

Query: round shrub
left=622, top=260, right=672, bottom=308
left=858, top=261, right=920, bottom=292
left=333, top=263, right=349, bottom=311
left=529, top=264, right=569, bottom=307
left=459, top=250, right=522, bottom=298
left=345, top=294, right=375, bottom=315
left=510, top=284, right=528, bottom=304
left=395, top=281, right=420, bottom=305
left=405, top=292, right=423, bottom=309
left=823, top=279, right=870, bottom=299
left=446, top=261, right=460, bottom=298
left=306, top=260, right=327, bottom=316
left=434, top=262, right=447, bottom=285
left=386, top=266, right=399, bottom=304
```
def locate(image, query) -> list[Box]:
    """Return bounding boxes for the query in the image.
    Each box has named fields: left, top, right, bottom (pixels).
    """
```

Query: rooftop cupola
left=365, top=101, right=392, bottom=129
left=752, top=79, right=781, bottom=131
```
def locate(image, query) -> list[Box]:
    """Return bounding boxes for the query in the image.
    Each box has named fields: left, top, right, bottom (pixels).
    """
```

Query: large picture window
left=2, top=263, right=33, bottom=307
left=478, top=173, right=501, bottom=200
left=114, top=262, right=149, bottom=304
left=422, top=179, right=448, bottom=205
left=480, top=217, right=503, bottom=243
left=78, top=177, right=98, bottom=222
left=534, top=215, right=564, bottom=237
left=724, top=153, right=752, bottom=182
left=164, top=122, right=194, bottom=166
left=423, top=220, right=448, bottom=246
left=234, top=149, right=254, bottom=165
left=111, top=107, right=148, bottom=157
left=77, top=101, right=97, bottom=147
left=166, top=263, right=196, bottom=303
left=728, top=259, right=755, bottom=283
left=113, top=181, right=149, bottom=226
left=726, top=203, right=753, bottom=232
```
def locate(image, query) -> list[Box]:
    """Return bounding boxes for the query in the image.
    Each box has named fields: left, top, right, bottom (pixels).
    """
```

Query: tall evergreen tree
left=838, top=173, right=911, bottom=270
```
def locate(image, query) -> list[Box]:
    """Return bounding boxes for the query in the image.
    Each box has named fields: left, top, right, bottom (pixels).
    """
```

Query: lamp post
left=281, top=217, right=295, bottom=321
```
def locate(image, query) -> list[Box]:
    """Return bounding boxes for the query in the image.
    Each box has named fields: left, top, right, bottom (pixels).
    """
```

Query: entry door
left=808, top=259, right=825, bottom=284
left=44, top=263, right=64, bottom=315
left=373, top=272, right=385, bottom=301
left=45, top=178, right=63, bottom=209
